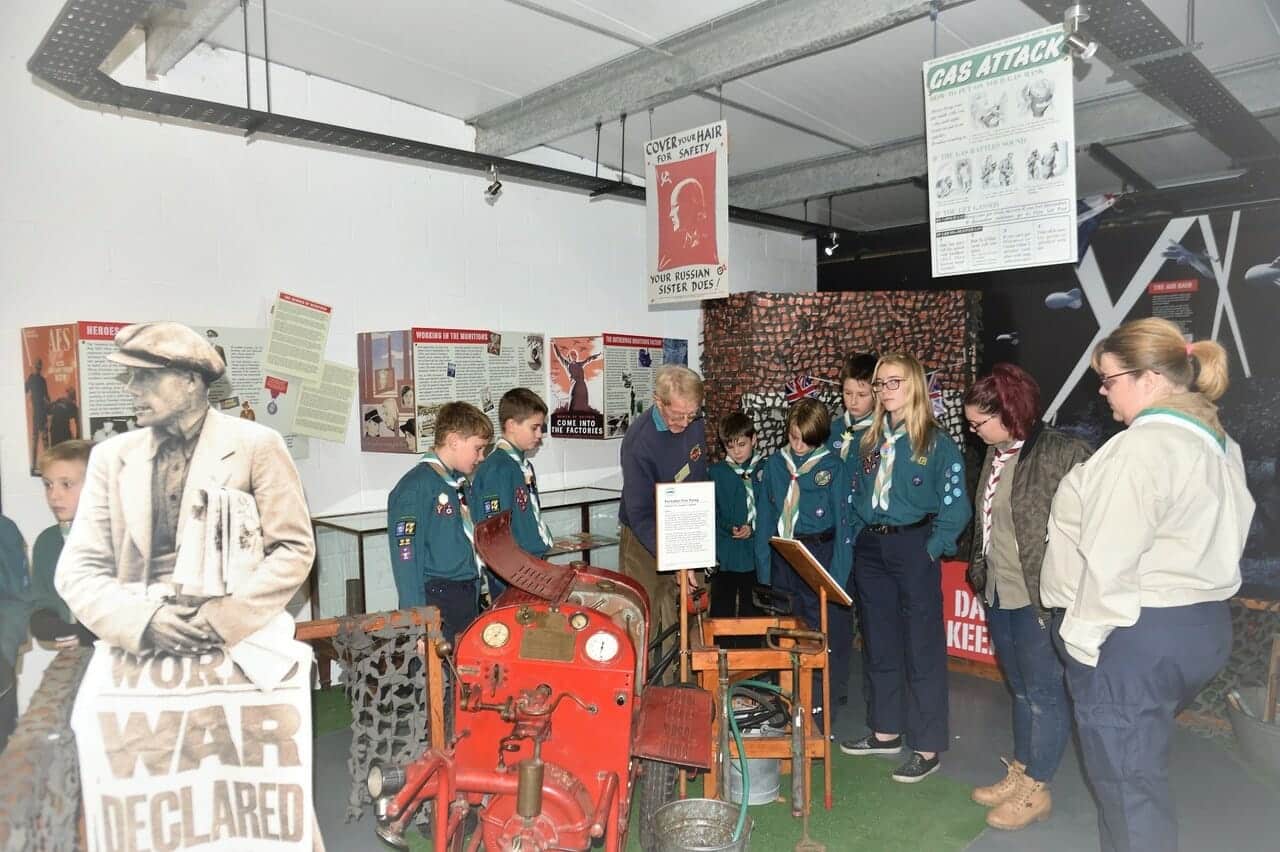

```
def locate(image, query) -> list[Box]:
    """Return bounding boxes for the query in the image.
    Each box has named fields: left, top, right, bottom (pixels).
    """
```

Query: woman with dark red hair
left=962, top=364, right=1092, bottom=831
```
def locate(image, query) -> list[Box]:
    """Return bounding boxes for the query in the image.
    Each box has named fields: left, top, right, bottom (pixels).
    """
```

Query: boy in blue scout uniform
left=755, top=398, right=853, bottom=722
left=826, top=352, right=878, bottom=716
left=472, top=389, right=555, bottom=591
left=840, top=353, right=970, bottom=784
left=707, top=412, right=763, bottom=634
left=387, top=401, right=494, bottom=641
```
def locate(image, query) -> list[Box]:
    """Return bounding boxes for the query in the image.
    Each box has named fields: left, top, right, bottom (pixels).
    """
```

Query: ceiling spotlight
left=824, top=231, right=840, bottom=257
left=1063, top=4, right=1097, bottom=60
left=1065, top=32, right=1098, bottom=60
left=484, top=164, right=502, bottom=204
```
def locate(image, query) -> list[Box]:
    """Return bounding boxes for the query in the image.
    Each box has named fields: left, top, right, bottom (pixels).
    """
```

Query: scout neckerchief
left=871, top=416, right=909, bottom=511
left=838, top=411, right=876, bottom=461
left=421, top=452, right=490, bottom=601
left=495, top=438, right=555, bottom=547
left=981, top=440, right=1023, bottom=556
left=725, top=453, right=762, bottom=526
left=777, top=446, right=830, bottom=538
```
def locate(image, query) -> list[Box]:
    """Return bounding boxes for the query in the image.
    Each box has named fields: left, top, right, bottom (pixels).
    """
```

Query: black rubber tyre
left=634, top=759, right=681, bottom=852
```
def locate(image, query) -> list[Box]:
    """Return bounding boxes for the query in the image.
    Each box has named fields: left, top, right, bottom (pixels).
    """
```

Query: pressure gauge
left=481, top=621, right=511, bottom=649
left=584, top=630, right=620, bottom=663
left=569, top=612, right=590, bottom=631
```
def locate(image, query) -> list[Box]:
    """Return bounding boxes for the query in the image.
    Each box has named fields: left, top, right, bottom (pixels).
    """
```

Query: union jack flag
left=784, top=373, right=820, bottom=403
left=926, top=370, right=946, bottom=418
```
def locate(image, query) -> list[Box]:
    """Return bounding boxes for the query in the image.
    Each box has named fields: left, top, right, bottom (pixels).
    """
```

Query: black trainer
left=891, top=751, right=940, bottom=783
left=839, top=733, right=903, bottom=756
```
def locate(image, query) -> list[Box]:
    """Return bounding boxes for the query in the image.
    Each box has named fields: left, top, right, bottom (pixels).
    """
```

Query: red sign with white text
left=941, top=560, right=996, bottom=664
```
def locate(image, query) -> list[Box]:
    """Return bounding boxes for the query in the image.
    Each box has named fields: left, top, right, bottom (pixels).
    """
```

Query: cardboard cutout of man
left=56, top=321, right=315, bottom=656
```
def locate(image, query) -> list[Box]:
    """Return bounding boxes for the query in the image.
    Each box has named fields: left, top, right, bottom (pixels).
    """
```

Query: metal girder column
left=469, top=0, right=967, bottom=156
left=729, top=60, right=1280, bottom=210
left=144, top=0, right=240, bottom=78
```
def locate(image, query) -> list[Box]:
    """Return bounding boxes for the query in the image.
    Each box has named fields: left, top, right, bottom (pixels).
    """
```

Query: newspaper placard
left=78, top=321, right=137, bottom=443
left=655, top=481, right=716, bottom=572
left=264, top=292, right=331, bottom=384
left=71, top=642, right=314, bottom=851
left=645, top=120, right=730, bottom=304
left=923, top=25, right=1077, bottom=277
left=549, top=334, right=688, bottom=439
left=406, top=328, right=548, bottom=452
left=20, top=322, right=82, bottom=475
left=292, top=361, right=357, bottom=443
left=194, top=325, right=301, bottom=439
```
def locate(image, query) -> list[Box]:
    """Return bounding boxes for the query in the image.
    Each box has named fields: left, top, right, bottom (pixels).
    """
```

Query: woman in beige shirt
left=1041, top=318, right=1254, bottom=852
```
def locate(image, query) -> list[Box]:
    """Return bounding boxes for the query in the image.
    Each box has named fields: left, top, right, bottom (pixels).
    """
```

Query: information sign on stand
left=655, top=481, right=716, bottom=573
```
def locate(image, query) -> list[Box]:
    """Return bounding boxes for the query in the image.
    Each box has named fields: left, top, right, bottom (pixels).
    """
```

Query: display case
left=308, top=487, right=621, bottom=620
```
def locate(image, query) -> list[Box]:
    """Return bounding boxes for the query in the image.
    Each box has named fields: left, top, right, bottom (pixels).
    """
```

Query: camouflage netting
left=0, top=647, right=90, bottom=852
left=331, top=610, right=436, bottom=826
left=701, top=290, right=983, bottom=460
left=1187, top=600, right=1280, bottom=736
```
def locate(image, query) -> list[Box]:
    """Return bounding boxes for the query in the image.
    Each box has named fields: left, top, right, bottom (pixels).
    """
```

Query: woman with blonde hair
left=1041, top=318, right=1254, bottom=852
left=840, top=353, right=971, bottom=783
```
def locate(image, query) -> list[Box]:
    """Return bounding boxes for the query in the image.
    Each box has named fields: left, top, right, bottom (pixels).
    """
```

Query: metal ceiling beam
left=470, top=0, right=968, bottom=157
left=1087, top=143, right=1156, bottom=192
left=27, top=0, right=821, bottom=236
left=730, top=59, right=1280, bottom=210
left=144, top=0, right=240, bottom=78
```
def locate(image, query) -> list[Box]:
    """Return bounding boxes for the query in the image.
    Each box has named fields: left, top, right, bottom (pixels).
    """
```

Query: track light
left=484, top=164, right=502, bottom=204
left=824, top=231, right=839, bottom=257
left=1063, top=4, right=1098, bottom=60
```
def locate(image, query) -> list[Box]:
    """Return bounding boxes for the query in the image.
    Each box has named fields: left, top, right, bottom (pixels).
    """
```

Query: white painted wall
left=1, top=1, right=815, bottom=708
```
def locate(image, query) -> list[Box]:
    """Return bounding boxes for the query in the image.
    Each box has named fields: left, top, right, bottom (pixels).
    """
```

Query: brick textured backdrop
left=701, top=290, right=983, bottom=461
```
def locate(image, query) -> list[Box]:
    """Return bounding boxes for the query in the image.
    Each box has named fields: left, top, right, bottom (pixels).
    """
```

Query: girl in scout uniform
left=755, top=398, right=852, bottom=721
left=840, top=353, right=970, bottom=785
left=387, top=402, right=493, bottom=642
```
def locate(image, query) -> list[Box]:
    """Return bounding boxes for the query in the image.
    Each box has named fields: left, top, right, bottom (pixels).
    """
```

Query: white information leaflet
left=655, top=481, right=716, bottom=573
left=291, top=361, right=357, bottom=443
left=645, top=120, right=730, bottom=305
left=264, top=292, right=331, bottom=383
left=923, top=25, right=1077, bottom=277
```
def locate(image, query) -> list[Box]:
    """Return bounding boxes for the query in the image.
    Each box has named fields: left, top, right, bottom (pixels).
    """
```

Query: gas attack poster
left=549, top=334, right=689, bottom=439
left=72, top=643, right=314, bottom=851
left=923, top=25, right=1077, bottom=277
left=405, top=328, right=547, bottom=451
left=645, top=120, right=729, bottom=305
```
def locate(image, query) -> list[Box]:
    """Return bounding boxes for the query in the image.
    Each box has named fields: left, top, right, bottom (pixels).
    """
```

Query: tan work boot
left=986, top=774, right=1051, bottom=830
left=971, top=758, right=1025, bottom=806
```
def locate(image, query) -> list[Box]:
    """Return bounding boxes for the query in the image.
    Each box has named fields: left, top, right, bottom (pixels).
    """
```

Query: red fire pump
left=369, top=511, right=713, bottom=852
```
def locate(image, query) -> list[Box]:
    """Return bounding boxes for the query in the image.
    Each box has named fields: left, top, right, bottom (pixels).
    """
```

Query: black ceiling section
left=26, top=0, right=823, bottom=237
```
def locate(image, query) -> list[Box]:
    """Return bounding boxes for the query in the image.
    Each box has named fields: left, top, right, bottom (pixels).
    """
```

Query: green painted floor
left=313, top=689, right=986, bottom=851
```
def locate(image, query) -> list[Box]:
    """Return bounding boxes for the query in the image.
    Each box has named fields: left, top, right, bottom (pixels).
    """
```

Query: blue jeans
left=986, top=596, right=1070, bottom=782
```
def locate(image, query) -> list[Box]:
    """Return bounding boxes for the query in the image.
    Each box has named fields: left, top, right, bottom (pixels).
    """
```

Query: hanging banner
left=923, top=25, right=1077, bottom=277
left=645, top=120, right=729, bottom=304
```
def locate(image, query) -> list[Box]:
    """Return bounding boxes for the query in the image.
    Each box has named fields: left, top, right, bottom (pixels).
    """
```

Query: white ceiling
left=205, top=0, right=1280, bottom=232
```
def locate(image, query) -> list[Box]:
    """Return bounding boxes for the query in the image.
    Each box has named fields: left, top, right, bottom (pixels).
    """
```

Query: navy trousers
left=1053, top=602, right=1231, bottom=852
left=425, top=577, right=481, bottom=643
left=770, top=536, right=852, bottom=720
left=852, top=526, right=949, bottom=753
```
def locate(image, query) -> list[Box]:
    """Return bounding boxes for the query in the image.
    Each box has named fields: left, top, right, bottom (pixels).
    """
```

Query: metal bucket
left=653, top=798, right=752, bottom=852
left=726, top=725, right=782, bottom=806
left=1226, top=687, right=1280, bottom=783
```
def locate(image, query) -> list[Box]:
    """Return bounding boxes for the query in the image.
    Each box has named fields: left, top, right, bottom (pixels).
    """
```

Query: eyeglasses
left=659, top=401, right=700, bottom=424
left=1098, top=369, right=1141, bottom=390
left=967, top=413, right=997, bottom=431
left=870, top=377, right=904, bottom=393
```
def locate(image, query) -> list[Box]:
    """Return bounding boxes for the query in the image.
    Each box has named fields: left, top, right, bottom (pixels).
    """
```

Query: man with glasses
left=618, top=365, right=708, bottom=680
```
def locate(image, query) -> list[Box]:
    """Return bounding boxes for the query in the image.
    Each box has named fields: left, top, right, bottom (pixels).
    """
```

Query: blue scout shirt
left=619, top=405, right=708, bottom=555
left=0, top=515, right=30, bottom=667
left=850, top=426, right=971, bottom=560
left=472, top=443, right=551, bottom=558
left=827, top=412, right=875, bottom=464
left=708, top=457, right=762, bottom=574
left=754, top=448, right=853, bottom=586
left=387, top=459, right=478, bottom=606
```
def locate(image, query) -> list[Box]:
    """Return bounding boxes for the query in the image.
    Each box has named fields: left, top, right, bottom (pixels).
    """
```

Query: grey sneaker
left=892, top=752, right=940, bottom=783
left=839, top=733, right=903, bottom=756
